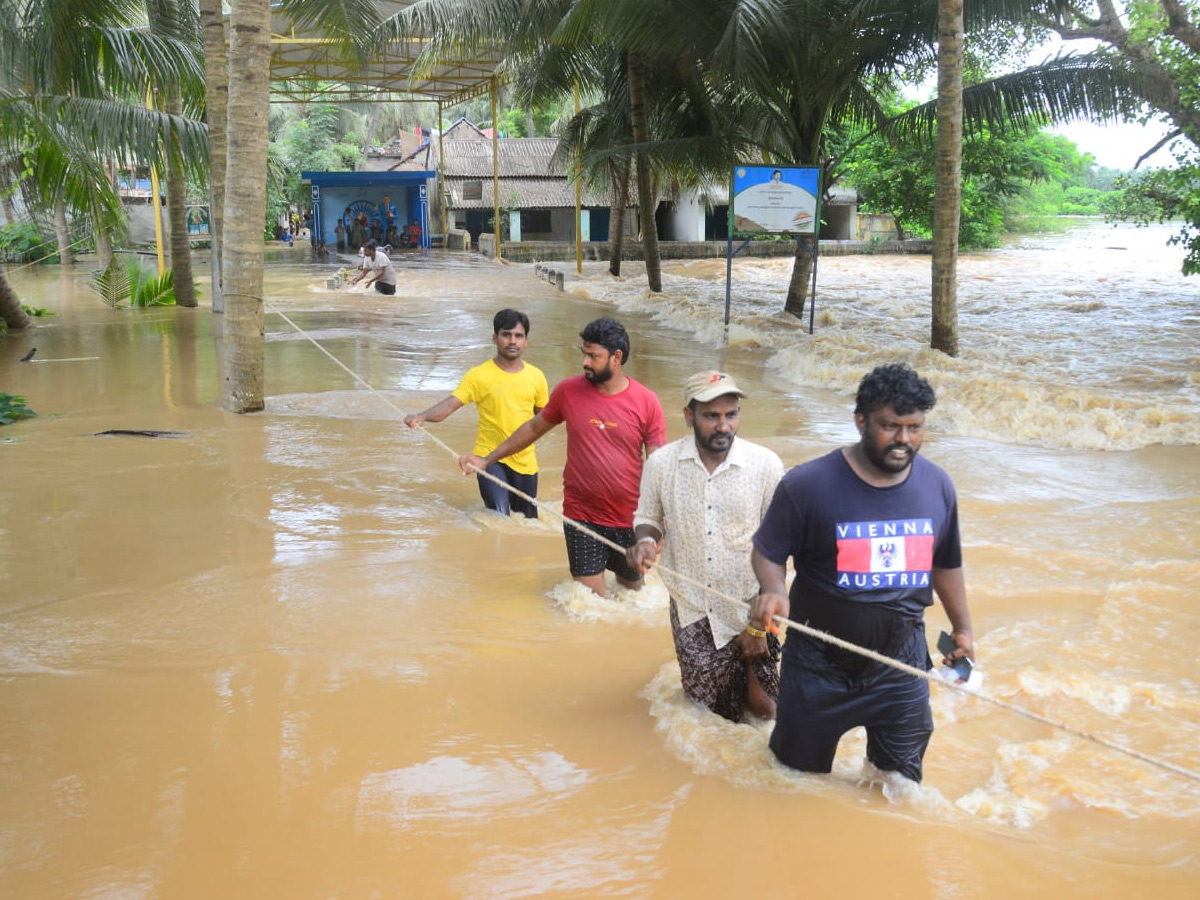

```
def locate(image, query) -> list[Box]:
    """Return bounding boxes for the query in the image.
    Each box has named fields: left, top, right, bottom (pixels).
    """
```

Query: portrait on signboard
left=731, top=165, right=820, bottom=234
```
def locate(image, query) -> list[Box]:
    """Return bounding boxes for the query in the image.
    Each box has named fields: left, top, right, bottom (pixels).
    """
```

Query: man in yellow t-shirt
left=405, top=309, right=549, bottom=517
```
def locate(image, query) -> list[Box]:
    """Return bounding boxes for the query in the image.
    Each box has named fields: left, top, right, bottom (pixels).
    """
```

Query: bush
left=0, top=222, right=49, bottom=263
left=0, top=392, right=36, bottom=425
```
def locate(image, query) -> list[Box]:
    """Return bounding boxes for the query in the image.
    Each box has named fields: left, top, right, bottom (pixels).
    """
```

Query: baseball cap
left=683, top=371, right=746, bottom=405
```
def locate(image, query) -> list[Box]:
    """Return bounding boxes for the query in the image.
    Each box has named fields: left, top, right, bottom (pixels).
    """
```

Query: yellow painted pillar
left=147, top=89, right=165, bottom=276
left=491, top=77, right=501, bottom=260
left=574, top=82, right=582, bottom=275
left=438, top=101, right=447, bottom=240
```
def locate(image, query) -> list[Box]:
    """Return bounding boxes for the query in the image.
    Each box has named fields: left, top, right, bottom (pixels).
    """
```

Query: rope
left=265, top=300, right=1200, bottom=785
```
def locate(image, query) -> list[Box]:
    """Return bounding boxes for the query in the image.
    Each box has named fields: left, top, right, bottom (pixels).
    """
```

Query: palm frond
left=280, top=0, right=381, bottom=65
left=893, top=51, right=1155, bottom=140
left=131, top=266, right=175, bottom=307
left=92, top=254, right=134, bottom=308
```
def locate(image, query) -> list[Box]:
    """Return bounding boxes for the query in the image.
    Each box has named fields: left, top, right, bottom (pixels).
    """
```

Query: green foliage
left=0, top=222, right=50, bottom=263
left=270, top=102, right=364, bottom=215
left=0, top=393, right=36, bottom=425
left=1106, top=158, right=1200, bottom=276
left=131, top=268, right=176, bottom=308
left=846, top=125, right=1120, bottom=248
left=20, top=303, right=52, bottom=317
left=1036, top=0, right=1199, bottom=274
left=91, top=256, right=178, bottom=309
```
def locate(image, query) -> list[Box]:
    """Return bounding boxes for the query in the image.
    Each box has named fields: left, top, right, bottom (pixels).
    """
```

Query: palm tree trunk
left=53, top=197, right=73, bottom=266
left=166, top=87, right=197, bottom=307
left=0, top=271, right=32, bottom=330
left=784, top=235, right=816, bottom=318
left=931, top=0, right=964, bottom=357
left=627, top=52, right=661, bottom=293
left=94, top=217, right=112, bottom=270
left=0, top=181, right=15, bottom=224
left=220, top=0, right=270, bottom=413
left=200, top=0, right=228, bottom=313
left=608, top=157, right=630, bottom=277
left=525, top=102, right=535, bottom=137
left=92, top=162, right=117, bottom=270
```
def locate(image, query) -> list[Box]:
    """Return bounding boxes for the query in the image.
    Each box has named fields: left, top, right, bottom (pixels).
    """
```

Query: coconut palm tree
left=932, top=0, right=964, bottom=356
left=198, top=0, right=227, bottom=312
left=594, top=0, right=1157, bottom=326
left=217, top=0, right=381, bottom=411
left=0, top=0, right=208, bottom=330
left=377, top=0, right=681, bottom=291
left=147, top=0, right=201, bottom=308
left=505, top=39, right=636, bottom=275
left=218, top=0, right=270, bottom=412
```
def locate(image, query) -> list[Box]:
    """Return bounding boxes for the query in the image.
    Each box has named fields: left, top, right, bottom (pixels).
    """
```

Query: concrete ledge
left=445, top=229, right=471, bottom=251
left=488, top=238, right=932, bottom=263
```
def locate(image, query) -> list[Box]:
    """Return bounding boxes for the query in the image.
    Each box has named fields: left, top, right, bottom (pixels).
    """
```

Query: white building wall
left=671, top=189, right=706, bottom=242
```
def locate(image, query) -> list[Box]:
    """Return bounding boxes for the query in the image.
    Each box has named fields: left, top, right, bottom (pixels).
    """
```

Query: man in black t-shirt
left=750, top=363, right=975, bottom=783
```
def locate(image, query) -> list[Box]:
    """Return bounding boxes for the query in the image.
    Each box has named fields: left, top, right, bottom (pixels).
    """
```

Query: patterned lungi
left=670, top=598, right=781, bottom=722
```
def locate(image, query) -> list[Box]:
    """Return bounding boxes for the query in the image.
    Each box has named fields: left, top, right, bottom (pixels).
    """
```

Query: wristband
left=636, top=535, right=658, bottom=546
left=745, top=624, right=768, bottom=639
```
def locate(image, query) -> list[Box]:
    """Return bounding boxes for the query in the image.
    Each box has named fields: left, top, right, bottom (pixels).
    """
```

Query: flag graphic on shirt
left=835, top=518, right=935, bottom=589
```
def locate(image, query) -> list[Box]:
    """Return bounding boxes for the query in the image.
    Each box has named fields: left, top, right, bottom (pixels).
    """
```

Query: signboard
left=186, top=205, right=210, bottom=237
left=463, top=180, right=483, bottom=202
left=730, top=165, right=820, bottom=235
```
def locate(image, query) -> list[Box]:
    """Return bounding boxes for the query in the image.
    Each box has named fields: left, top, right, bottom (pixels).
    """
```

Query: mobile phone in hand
left=937, top=630, right=974, bottom=682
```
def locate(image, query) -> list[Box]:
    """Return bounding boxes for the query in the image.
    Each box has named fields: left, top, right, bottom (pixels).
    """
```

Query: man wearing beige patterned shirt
left=627, top=371, right=785, bottom=721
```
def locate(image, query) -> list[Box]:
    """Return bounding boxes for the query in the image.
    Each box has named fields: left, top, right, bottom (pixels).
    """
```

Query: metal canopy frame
left=268, top=2, right=503, bottom=105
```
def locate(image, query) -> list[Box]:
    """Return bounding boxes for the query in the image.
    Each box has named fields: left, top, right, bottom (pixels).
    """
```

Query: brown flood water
left=2, top=230, right=1198, bottom=899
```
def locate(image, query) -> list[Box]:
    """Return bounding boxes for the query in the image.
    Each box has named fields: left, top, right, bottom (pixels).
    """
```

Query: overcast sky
left=1037, top=27, right=1181, bottom=172
left=1051, top=118, right=1179, bottom=171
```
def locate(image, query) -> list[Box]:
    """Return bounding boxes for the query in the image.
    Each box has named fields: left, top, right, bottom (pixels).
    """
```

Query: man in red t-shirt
left=460, top=317, right=666, bottom=597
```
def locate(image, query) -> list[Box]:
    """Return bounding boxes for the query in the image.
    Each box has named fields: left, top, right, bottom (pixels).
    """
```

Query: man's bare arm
left=459, top=414, right=554, bottom=474
left=405, top=396, right=463, bottom=429
left=932, top=566, right=974, bottom=663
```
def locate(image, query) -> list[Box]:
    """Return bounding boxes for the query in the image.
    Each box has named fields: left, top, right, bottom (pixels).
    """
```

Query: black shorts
left=374, top=281, right=396, bottom=295
left=563, top=520, right=641, bottom=582
left=770, top=625, right=933, bottom=783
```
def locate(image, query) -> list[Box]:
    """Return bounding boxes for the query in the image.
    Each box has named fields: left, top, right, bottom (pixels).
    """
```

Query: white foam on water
left=355, top=750, right=593, bottom=830
left=574, top=226, right=1200, bottom=450
left=549, top=572, right=670, bottom=625
left=641, top=661, right=954, bottom=818
left=948, top=583, right=1200, bottom=827
left=466, top=501, right=564, bottom=537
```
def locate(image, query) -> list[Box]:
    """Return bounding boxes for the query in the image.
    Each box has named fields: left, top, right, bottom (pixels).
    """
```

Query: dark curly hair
left=854, top=363, right=936, bottom=416
left=580, top=317, right=631, bottom=362
left=493, top=308, right=530, bottom=335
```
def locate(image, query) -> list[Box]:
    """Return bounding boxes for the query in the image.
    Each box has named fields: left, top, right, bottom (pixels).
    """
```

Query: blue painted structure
left=301, top=170, right=436, bottom=251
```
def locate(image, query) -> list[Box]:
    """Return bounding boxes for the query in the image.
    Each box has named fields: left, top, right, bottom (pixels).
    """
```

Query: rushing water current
left=1, top=222, right=1197, bottom=899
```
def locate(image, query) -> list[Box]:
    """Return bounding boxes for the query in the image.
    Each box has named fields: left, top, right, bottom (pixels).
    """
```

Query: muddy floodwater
left=2, top=223, right=1198, bottom=898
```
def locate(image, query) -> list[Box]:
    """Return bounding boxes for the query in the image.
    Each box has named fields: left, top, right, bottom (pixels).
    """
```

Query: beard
left=583, top=361, right=613, bottom=384
left=861, top=439, right=916, bottom=473
left=694, top=421, right=735, bottom=456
